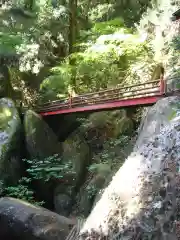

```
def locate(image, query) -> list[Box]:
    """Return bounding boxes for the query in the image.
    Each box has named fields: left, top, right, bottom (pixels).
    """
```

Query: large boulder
left=166, top=74, right=180, bottom=92
left=74, top=164, right=111, bottom=218
left=0, top=197, right=75, bottom=240
left=61, top=109, right=133, bottom=192
left=65, top=110, right=134, bottom=217
left=134, top=96, right=180, bottom=151
left=82, top=110, right=133, bottom=153
left=62, top=132, right=90, bottom=189
left=24, top=110, right=61, bottom=158
left=79, top=97, right=180, bottom=239
left=0, top=98, right=22, bottom=188
left=74, top=128, right=135, bottom=218
left=24, top=110, right=62, bottom=207
left=54, top=192, right=72, bottom=217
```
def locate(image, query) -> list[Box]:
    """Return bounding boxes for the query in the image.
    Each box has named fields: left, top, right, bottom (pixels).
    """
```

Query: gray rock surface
left=24, top=110, right=61, bottom=158
left=79, top=97, right=180, bottom=239
left=54, top=193, right=72, bottom=217
left=0, top=98, right=22, bottom=187
left=24, top=110, right=62, bottom=205
left=134, top=96, right=180, bottom=151
left=62, top=132, right=90, bottom=189
left=0, top=197, right=76, bottom=240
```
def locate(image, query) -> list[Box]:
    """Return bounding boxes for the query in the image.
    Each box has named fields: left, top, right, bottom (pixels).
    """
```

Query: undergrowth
left=4, top=154, right=75, bottom=206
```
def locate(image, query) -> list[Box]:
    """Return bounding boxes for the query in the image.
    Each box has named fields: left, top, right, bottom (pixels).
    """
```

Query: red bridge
left=37, top=78, right=166, bottom=116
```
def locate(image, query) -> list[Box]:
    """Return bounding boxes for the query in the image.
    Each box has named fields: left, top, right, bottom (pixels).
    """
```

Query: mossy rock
left=134, top=96, right=180, bottom=151
left=0, top=98, right=22, bottom=187
left=0, top=197, right=75, bottom=240
left=115, top=116, right=134, bottom=137
left=80, top=110, right=128, bottom=152
left=24, top=110, right=61, bottom=158
left=24, top=110, right=62, bottom=205
left=74, top=163, right=111, bottom=217
left=62, top=132, right=91, bottom=188
left=54, top=193, right=72, bottom=217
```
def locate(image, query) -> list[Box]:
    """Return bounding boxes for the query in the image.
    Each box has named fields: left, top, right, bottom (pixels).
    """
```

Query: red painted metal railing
left=36, top=78, right=166, bottom=115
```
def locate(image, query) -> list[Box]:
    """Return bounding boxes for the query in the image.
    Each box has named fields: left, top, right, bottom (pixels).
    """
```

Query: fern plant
left=5, top=154, right=76, bottom=205
left=23, top=154, right=75, bottom=182
left=5, top=177, right=44, bottom=206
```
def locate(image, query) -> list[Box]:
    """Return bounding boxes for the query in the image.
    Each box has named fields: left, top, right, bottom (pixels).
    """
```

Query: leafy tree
left=0, top=0, right=69, bottom=104
left=0, top=0, right=151, bottom=104
left=41, top=20, right=152, bottom=101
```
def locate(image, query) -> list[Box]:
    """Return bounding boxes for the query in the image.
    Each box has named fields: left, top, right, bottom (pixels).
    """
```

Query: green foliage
left=168, top=104, right=180, bottom=121
left=92, top=18, right=125, bottom=35
left=169, top=35, right=180, bottom=75
left=0, top=1, right=68, bottom=72
left=90, top=136, right=130, bottom=170
left=23, top=154, right=75, bottom=181
left=5, top=154, right=75, bottom=205
left=0, top=0, right=154, bottom=104
left=86, top=134, right=131, bottom=200
left=0, top=1, right=69, bottom=104
left=0, top=33, right=23, bottom=54
left=84, top=0, right=150, bottom=24
left=5, top=177, right=44, bottom=206
left=88, top=2, right=114, bottom=22
left=86, top=184, right=97, bottom=199
left=44, top=24, right=150, bottom=99
left=171, top=36, right=180, bottom=51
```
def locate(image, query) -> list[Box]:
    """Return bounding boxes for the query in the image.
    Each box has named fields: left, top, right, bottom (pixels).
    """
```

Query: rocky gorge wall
left=0, top=97, right=137, bottom=218
left=79, top=96, right=180, bottom=240
left=0, top=94, right=179, bottom=240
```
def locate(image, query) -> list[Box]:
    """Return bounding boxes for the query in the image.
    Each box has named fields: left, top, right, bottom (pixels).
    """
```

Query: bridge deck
left=36, top=79, right=165, bottom=116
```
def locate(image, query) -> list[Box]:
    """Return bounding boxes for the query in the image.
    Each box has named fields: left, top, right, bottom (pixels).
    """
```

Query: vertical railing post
left=69, top=94, right=72, bottom=108
left=160, top=74, right=166, bottom=95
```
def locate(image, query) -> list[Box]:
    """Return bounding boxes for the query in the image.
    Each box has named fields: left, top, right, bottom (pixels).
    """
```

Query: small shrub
left=5, top=154, right=76, bottom=205
left=86, top=185, right=98, bottom=199
left=5, top=177, right=44, bottom=206
left=23, top=154, right=75, bottom=181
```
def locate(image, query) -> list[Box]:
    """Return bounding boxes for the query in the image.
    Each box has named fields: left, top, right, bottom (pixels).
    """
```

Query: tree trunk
left=69, top=0, right=77, bottom=55
left=68, top=0, right=78, bottom=90
left=78, top=113, right=180, bottom=239
left=84, top=0, right=91, bottom=24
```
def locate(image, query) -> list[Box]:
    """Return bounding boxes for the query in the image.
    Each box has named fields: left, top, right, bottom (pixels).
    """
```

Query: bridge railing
left=36, top=79, right=165, bottom=112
